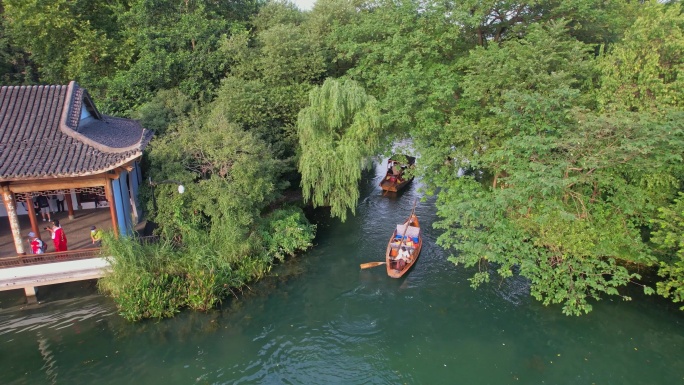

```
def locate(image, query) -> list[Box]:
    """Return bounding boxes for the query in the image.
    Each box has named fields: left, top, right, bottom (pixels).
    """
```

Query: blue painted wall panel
left=120, top=170, right=133, bottom=234
left=112, top=177, right=130, bottom=236
left=130, top=163, right=141, bottom=223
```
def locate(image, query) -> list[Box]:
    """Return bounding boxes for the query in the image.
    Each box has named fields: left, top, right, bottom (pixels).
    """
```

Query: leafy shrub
left=98, top=206, right=315, bottom=321
left=651, top=193, right=684, bottom=309
left=259, top=206, right=316, bottom=262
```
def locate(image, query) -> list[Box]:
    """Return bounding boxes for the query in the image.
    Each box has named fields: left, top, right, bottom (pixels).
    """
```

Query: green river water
left=1, top=163, right=683, bottom=384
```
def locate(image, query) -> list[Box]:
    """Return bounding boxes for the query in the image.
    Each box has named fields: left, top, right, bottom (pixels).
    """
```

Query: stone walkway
left=0, top=258, right=110, bottom=300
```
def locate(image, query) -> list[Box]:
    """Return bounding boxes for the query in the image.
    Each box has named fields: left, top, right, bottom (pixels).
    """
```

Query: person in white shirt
left=55, top=192, right=65, bottom=212
left=395, top=246, right=410, bottom=269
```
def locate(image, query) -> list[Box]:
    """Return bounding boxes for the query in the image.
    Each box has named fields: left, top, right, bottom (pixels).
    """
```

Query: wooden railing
left=0, top=248, right=103, bottom=269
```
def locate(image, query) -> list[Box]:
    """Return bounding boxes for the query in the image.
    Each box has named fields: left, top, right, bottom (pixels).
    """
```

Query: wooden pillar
left=104, top=179, right=119, bottom=238
left=1, top=185, right=26, bottom=255
left=25, top=195, right=41, bottom=240
left=65, top=191, right=74, bottom=219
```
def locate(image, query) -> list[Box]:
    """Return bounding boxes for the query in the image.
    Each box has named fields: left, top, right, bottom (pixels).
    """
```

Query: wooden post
left=24, top=286, right=38, bottom=304
left=65, top=191, right=74, bottom=219
left=25, top=195, right=41, bottom=240
left=1, top=185, right=26, bottom=255
left=104, top=179, right=119, bottom=238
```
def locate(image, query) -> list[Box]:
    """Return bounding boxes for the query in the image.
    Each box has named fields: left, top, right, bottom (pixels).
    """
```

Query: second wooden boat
left=379, top=155, right=416, bottom=192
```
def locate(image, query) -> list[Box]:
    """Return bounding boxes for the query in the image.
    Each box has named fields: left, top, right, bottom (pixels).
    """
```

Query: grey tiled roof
left=0, top=81, right=153, bottom=182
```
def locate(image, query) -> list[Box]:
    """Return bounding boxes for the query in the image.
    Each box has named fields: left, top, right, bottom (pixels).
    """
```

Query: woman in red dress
left=46, top=220, right=68, bottom=252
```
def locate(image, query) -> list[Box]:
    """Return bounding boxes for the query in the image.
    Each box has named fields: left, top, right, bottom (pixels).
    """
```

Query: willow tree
left=297, top=78, right=382, bottom=221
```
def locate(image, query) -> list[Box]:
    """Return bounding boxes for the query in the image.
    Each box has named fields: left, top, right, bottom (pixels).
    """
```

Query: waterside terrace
left=0, top=208, right=114, bottom=303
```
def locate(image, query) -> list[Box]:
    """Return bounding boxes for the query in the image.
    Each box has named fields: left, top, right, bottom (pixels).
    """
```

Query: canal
left=1, top=162, right=683, bottom=384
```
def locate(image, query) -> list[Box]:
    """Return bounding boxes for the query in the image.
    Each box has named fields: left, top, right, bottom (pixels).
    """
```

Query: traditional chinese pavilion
left=0, top=81, right=153, bottom=255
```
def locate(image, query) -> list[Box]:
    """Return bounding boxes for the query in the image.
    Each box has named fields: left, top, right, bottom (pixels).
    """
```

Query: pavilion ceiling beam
left=8, top=177, right=107, bottom=193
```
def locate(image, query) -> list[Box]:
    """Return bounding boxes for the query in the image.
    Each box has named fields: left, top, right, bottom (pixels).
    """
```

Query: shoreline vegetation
left=98, top=205, right=316, bottom=321
left=3, top=0, right=684, bottom=318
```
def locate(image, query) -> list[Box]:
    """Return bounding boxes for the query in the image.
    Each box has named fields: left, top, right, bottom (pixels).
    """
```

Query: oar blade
left=360, top=261, right=386, bottom=269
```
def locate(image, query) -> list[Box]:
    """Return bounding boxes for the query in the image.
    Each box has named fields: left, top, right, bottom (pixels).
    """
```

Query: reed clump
left=98, top=206, right=315, bottom=321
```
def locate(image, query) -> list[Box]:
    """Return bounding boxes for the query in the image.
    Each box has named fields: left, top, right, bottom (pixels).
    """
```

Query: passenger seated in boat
left=396, top=247, right=410, bottom=270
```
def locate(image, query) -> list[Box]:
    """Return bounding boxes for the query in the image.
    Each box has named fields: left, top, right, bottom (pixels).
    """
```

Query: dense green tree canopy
left=2, top=0, right=261, bottom=111
left=433, top=2, right=683, bottom=314
left=103, top=0, right=260, bottom=112
left=597, top=2, right=684, bottom=113
left=148, top=107, right=283, bottom=246
left=309, top=0, right=684, bottom=314
left=4, top=0, right=684, bottom=316
left=3, top=0, right=125, bottom=86
left=215, top=2, right=327, bottom=161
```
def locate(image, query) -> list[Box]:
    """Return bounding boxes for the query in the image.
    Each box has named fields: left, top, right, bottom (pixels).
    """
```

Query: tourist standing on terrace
left=36, top=195, right=51, bottom=222
left=46, top=220, right=68, bottom=252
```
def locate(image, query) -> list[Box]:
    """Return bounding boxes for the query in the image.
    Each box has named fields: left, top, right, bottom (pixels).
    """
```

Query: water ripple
left=1, top=165, right=682, bottom=385
left=0, top=296, right=115, bottom=337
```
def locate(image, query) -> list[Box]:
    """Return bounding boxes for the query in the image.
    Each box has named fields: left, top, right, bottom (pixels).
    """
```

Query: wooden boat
left=385, top=211, right=421, bottom=278
left=379, top=155, right=416, bottom=192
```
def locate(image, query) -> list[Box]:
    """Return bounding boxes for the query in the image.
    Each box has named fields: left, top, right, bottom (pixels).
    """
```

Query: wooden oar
left=360, top=261, right=386, bottom=269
